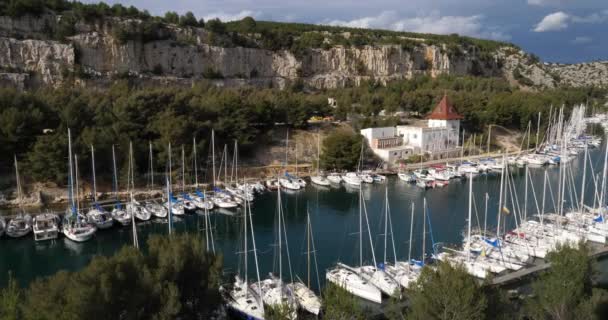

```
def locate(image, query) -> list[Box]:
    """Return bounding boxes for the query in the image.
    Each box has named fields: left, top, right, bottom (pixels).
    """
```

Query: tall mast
left=181, top=145, right=186, bottom=193
left=112, top=144, right=119, bottom=206
left=247, top=200, right=263, bottom=312
left=496, top=156, right=505, bottom=238
left=408, top=202, right=414, bottom=262
left=243, top=190, right=248, bottom=285
left=422, top=198, right=426, bottom=263
left=212, top=130, right=216, bottom=187
left=166, top=175, right=172, bottom=235
left=317, top=132, right=321, bottom=175
left=14, top=156, right=23, bottom=212
left=524, top=165, right=529, bottom=221
left=541, top=170, right=547, bottom=227
left=75, top=155, right=80, bottom=213
left=599, top=134, right=608, bottom=217
left=67, top=129, right=74, bottom=213
left=277, top=185, right=283, bottom=282
left=383, top=187, right=388, bottom=264
left=193, top=137, right=198, bottom=188
left=307, top=208, right=311, bottom=288
left=580, top=143, right=588, bottom=212
left=483, top=193, right=489, bottom=237
left=285, top=130, right=289, bottom=170
left=359, top=184, right=363, bottom=267
left=467, top=172, right=473, bottom=262
left=361, top=185, right=378, bottom=269
left=223, top=145, right=228, bottom=185
left=536, top=112, right=542, bottom=151
left=149, top=141, right=154, bottom=187
left=168, top=143, right=172, bottom=188
left=91, top=145, right=97, bottom=203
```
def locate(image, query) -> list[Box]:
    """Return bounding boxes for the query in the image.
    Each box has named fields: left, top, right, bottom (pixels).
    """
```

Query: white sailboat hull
left=326, top=264, right=382, bottom=304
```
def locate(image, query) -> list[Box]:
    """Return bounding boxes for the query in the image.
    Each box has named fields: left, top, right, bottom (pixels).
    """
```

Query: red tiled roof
left=426, top=94, right=463, bottom=120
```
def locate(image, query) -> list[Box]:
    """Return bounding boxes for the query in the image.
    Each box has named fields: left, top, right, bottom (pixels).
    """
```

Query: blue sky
left=83, top=0, right=608, bottom=63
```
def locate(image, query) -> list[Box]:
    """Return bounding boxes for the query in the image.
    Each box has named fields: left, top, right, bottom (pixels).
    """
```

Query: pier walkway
left=491, top=244, right=608, bottom=286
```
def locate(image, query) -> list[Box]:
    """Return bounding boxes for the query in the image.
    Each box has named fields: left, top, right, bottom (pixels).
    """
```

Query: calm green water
left=1, top=145, right=607, bottom=291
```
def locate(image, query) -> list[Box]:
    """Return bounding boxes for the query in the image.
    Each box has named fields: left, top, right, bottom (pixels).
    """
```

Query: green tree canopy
left=322, top=283, right=366, bottom=319
left=2, top=233, right=222, bottom=320
left=525, top=243, right=608, bottom=320
left=406, top=261, right=488, bottom=320
left=320, top=128, right=363, bottom=171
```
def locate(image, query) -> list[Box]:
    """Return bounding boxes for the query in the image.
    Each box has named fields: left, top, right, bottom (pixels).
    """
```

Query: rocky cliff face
left=0, top=14, right=604, bottom=90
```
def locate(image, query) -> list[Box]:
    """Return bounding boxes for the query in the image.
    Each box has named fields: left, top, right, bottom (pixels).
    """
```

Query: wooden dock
left=491, top=244, right=608, bottom=286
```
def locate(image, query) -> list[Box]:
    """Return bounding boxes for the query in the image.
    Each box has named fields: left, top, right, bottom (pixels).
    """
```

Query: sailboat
left=62, top=130, right=97, bottom=242
left=353, top=188, right=400, bottom=297
left=382, top=193, right=421, bottom=289
left=110, top=145, right=132, bottom=226
left=144, top=142, right=168, bottom=218
left=189, top=137, right=214, bottom=211
left=279, top=130, right=303, bottom=191
left=209, top=131, right=239, bottom=209
left=222, top=199, right=265, bottom=320
left=435, top=173, right=500, bottom=279
left=164, top=143, right=185, bottom=216
left=86, top=145, right=114, bottom=229
left=310, top=132, right=330, bottom=187
left=463, top=157, right=528, bottom=270
left=176, top=146, right=197, bottom=212
left=250, top=185, right=299, bottom=319
left=126, top=142, right=152, bottom=221
left=287, top=210, right=322, bottom=315
left=6, top=156, right=32, bottom=238
left=326, top=186, right=383, bottom=303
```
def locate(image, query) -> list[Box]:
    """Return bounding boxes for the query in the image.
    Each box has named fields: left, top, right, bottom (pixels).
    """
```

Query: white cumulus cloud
left=533, top=11, right=570, bottom=32
left=533, top=10, right=608, bottom=32
left=325, top=11, right=510, bottom=41
left=202, top=10, right=262, bottom=22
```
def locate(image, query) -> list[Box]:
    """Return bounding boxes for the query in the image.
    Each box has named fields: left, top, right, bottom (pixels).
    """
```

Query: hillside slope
left=0, top=7, right=605, bottom=90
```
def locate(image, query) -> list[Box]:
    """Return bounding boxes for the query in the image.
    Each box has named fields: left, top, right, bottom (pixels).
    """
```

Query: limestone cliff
left=0, top=14, right=604, bottom=90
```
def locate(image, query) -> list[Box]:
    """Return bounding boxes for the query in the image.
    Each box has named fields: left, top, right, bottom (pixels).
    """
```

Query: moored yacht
left=33, top=213, right=60, bottom=241
left=6, top=214, right=32, bottom=238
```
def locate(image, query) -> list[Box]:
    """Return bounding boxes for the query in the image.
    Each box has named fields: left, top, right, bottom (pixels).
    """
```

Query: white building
left=361, top=94, right=463, bottom=164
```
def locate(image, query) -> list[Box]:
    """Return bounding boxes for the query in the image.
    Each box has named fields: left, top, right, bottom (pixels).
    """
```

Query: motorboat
left=372, top=174, right=387, bottom=183
left=5, top=214, right=32, bottom=238
left=279, top=178, right=301, bottom=190
left=86, top=204, right=114, bottom=229
left=397, top=172, right=416, bottom=182
left=341, top=172, right=362, bottom=186
left=32, top=213, right=60, bottom=241
left=359, top=173, right=374, bottom=184
left=310, top=175, right=331, bottom=186
left=327, top=173, right=342, bottom=184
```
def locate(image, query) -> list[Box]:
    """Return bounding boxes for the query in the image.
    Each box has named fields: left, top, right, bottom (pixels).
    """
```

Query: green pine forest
left=0, top=75, right=605, bottom=187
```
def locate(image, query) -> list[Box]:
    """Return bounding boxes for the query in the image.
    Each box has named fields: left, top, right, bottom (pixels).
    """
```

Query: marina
left=2, top=107, right=608, bottom=318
